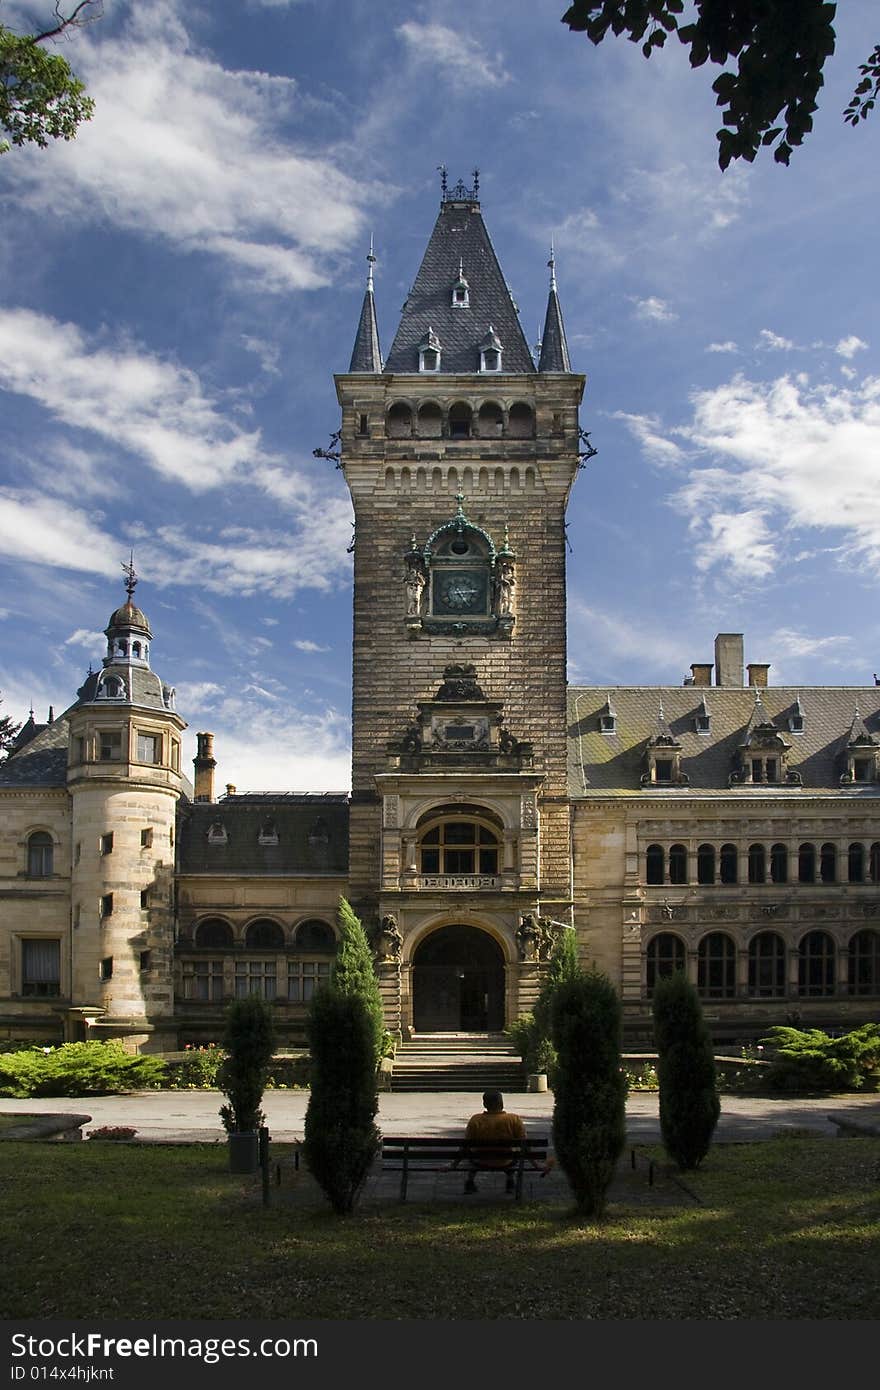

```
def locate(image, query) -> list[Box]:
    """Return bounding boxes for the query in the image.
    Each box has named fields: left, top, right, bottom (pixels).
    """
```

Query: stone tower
left=65, top=565, right=186, bottom=1050
left=335, top=176, right=585, bottom=1036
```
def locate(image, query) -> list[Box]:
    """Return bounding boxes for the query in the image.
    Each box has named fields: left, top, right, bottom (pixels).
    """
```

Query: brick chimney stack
left=193, top=732, right=216, bottom=803
left=714, top=634, right=744, bottom=687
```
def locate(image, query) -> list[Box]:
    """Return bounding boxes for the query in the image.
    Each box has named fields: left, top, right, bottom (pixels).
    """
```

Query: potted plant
left=218, top=996, right=276, bottom=1173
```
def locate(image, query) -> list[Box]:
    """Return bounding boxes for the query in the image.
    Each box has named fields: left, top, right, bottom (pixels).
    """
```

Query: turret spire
left=348, top=238, right=383, bottom=373
left=538, top=240, right=571, bottom=373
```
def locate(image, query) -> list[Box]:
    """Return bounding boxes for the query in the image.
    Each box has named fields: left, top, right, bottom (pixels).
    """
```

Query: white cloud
left=4, top=4, right=368, bottom=292
left=396, top=22, right=509, bottom=90
left=769, top=629, right=852, bottom=660
left=673, top=373, right=880, bottom=579
left=182, top=692, right=350, bottom=792
left=835, top=335, right=868, bottom=360
left=63, top=629, right=106, bottom=655
left=0, top=493, right=118, bottom=575
left=707, top=341, right=739, bottom=354
left=294, top=639, right=330, bottom=653
left=758, top=329, right=795, bottom=351
left=241, top=336, right=282, bottom=377
left=612, top=411, right=685, bottom=467
left=632, top=296, right=677, bottom=323
left=0, top=309, right=267, bottom=491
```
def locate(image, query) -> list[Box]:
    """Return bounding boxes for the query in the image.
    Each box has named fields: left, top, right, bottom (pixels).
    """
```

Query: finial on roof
left=472, top=167, right=480, bottom=198
left=28, top=701, right=34, bottom=719
left=548, top=239, right=557, bottom=290
left=122, top=551, right=138, bottom=601
left=366, top=234, right=376, bottom=291
left=438, top=164, right=448, bottom=198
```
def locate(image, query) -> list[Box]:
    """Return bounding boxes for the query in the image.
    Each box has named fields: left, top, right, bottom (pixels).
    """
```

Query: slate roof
left=538, top=281, right=571, bottom=372
left=383, top=198, right=535, bottom=375
left=177, top=795, right=349, bottom=875
left=74, top=666, right=175, bottom=713
left=0, top=717, right=70, bottom=787
left=568, top=686, right=880, bottom=796
left=349, top=283, right=383, bottom=372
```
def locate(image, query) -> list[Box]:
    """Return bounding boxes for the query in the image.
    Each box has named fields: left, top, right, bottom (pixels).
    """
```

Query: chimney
left=192, top=731, right=216, bottom=803
left=747, top=663, right=770, bottom=689
left=714, top=633, right=744, bottom=687
left=47, top=705, right=54, bottom=722
left=690, top=663, right=713, bottom=687
left=225, top=783, right=237, bottom=798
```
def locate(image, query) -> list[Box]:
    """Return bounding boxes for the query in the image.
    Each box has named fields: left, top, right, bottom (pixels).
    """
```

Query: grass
left=1, top=1137, right=878, bottom=1319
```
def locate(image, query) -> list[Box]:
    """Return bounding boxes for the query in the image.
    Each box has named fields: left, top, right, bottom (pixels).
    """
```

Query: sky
left=1, top=0, right=879, bottom=792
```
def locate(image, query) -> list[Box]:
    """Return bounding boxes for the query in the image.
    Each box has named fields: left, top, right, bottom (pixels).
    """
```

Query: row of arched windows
left=645, top=929, right=880, bottom=997
left=190, top=917, right=337, bottom=952
left=385, top=400, right=535, bottom=440
left=646, top=841, right=880, bottom=886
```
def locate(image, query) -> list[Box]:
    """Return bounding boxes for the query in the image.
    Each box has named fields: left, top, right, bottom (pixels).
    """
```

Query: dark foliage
left=0, top=693, right=21, bottom=756
left=761, top=1023, right=880, bottom=1092
left=550, top=969, right=627, bottom=1218
left=562, top=1, right=872, bottom=168
left=303, top=985, right=380, bottom=1215
left=333, top=897, right=386, bottom=1063
left=652, top=970, right=720, bottom=1169
left=218, top=996, right=276, bottom=1134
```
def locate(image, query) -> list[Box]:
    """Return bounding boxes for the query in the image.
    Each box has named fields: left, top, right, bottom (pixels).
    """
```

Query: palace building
left=2, top=177, right=879, bottom=1051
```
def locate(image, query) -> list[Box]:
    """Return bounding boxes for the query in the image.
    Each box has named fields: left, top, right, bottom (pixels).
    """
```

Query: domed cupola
left=103, top=558, right=153, bottom=672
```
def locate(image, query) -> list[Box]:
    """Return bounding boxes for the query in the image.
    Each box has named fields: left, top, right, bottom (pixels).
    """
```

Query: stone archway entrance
left=412, top=924, right=505, bottom=1032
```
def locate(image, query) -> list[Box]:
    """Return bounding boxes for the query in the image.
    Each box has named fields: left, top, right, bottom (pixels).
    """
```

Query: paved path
left=2, top=1088, right=880, bottom=1143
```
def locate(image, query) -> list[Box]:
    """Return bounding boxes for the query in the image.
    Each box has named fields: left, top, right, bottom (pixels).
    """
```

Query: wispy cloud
left=63, top=629, right=106, bottom=655
left=396, top=22, right=509, bottom=90
left=294, top=639, right=330, bottom=653
left=835, top=335, right=868, bottom=360
left=758, top=329, right=795, bottom=351
left=612, top=411, right=685, bottom=467
left=707, top=341, right=739, bottom=355
left=4, top=3, right=368, bottom=292
left=631, top=296, right=677, bottom=323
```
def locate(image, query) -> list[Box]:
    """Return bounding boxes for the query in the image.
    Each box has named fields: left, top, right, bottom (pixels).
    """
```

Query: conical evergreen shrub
left=652, top=970, right=720, bottom=1170
left=550, top=968, right=627, bottom=1218
left=303, top=985, right=380, bottom=1215
left=218, top=995, right=276, bottom=1134
left=332, top=897, right=385, bottom=1063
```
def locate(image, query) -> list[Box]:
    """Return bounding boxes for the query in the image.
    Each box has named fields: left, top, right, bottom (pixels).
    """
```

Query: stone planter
left=527, top=1072, right=548, bottom=1093
left=227, top=1131, right=260, bottom=1173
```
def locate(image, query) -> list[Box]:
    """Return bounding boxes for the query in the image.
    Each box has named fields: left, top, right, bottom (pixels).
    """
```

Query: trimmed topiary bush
left=303, top=985, right=380, bottom=1215
left=0, top=1042, right=165, bottom=1098
left=218, top=996, right=276, bottom=1135
left=761, top=1023, right=880, bottom=1092
left=332, top=897, right=387, bottom=1064
left=550, top=968, right=627, bottom=1218
left=653, top=971, right=720, bottom=1170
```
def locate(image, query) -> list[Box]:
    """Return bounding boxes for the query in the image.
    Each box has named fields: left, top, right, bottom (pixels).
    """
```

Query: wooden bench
left=380, top=1135, right=550, bottom=1202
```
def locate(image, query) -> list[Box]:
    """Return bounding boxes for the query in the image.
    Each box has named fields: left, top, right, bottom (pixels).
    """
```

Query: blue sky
left=1, top=0, right=878, bottom=791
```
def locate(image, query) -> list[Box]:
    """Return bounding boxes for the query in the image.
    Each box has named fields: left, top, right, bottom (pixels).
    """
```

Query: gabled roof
left=383, top=196, right=535, bottom=375
left=568, top=686, right=880, bottom=795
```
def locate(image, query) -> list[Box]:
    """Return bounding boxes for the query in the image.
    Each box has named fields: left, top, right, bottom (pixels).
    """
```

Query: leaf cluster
left=561, top=1, right=863, bottom=168
left=0, top=1041, right=165, bottom=1097
left=652, top=970, right=719, bottom=1169
left=761, top=1022, right=880, bottom=1092
left=0, top=692, right=22, bottom=756
left=0, top=25, right=93, bottom=153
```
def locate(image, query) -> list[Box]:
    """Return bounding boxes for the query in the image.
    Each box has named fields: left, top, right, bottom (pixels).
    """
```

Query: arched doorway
left=412, top=924, right=505, bottom=1032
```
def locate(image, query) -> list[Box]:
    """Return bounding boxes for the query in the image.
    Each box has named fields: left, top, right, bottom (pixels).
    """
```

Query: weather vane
left=121, top=551, right=138, bottom=600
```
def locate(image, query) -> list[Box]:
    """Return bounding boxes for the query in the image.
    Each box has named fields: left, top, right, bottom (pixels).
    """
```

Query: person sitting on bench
left=459, top=1089, right=526, bottom=1194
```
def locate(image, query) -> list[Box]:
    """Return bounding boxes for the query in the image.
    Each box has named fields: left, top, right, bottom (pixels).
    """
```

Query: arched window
left=820, top=842, right=837, bottom=884
left=748, top=843, right=766, bottom=885
left=245, top=919, right=285, bottom=950
left=294, top=920, right=336, bottom=953
left=646, top=934, right=685, bottom=994
left=748, top=933, right=786, bottom=997
left=668, top=844, right=687, bottom=885
left=798, top=842, right=816, bottom=883
left=719, top=843, right=738, bottom=885
left=646, top=844, right=664, bottom=885
left=697, top=933, right=736, bottom=998
left=849, top=930, right=880, bottom=995
left=417, top=401, right=443, bottom=437
left=507, top=402, right=534, bottom=438
left=871, top=843, right=880, bottom=883
left=798, top=931, right=836, bottom=997
left=27, top=831, right=54, bottom=877
left=770, top=843, right=788, bottom=884
left=697, top=843, right=716, bottom=885
left=387, top=402, right=413, bottom=437
left=477, top=401, right=503, bottom=436
left=848, top=842, right=865, bottom=883
left=419, top=819, right=499, bottom=876
left=448, top=402, right=472, bottom=439
left=194, top=918, right=233, bottom=949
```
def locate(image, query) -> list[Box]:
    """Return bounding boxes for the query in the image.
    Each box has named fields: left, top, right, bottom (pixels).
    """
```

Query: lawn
left=1, top=1137, right=878, bottom=1319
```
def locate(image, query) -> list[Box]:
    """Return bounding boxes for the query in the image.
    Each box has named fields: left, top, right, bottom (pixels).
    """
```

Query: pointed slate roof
left=383, top=191, right=534, bottom=374
left=537, top=248, right=571, bottom=372
left=348, top=243, right=383, bottom=372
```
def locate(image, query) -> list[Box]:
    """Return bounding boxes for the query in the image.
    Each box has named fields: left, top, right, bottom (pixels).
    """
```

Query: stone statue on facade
left=516, top=913, right=540, bottom=963
left=374, top=913, right=403, bottom=963
left=495, top=557, right=516, bottom=618
left=404, top=564, right=425, bottom=618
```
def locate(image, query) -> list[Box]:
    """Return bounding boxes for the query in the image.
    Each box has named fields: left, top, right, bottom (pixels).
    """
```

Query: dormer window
left=258, top=820, right=279, bottom=846
left=207, top=821, right=227, bottom=845
left=789, top=698, right=805, bottom=734
left=694, top=698, right=711, bottom=734
left=479, top=325, right=503, bottom=373
left=419, top=326, right=441, bottom=373
left=598, top=699, right=617, bottom=735
left=451, top=261, right=469, bottom=309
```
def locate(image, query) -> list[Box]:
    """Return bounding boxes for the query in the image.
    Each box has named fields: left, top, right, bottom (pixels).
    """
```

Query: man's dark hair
left=483, top=1089, right=504, bottom=1111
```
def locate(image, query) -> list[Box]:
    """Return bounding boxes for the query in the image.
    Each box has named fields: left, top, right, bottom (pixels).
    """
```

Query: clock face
left=431, top=568, right=488, bottom=617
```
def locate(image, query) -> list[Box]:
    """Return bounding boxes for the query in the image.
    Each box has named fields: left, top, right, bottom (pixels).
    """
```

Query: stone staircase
left=390, top=1034, right=526, bottom=1093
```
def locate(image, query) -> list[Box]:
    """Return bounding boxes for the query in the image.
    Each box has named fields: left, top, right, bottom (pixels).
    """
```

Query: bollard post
left=259, top=1126, right=270, bottom=1207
